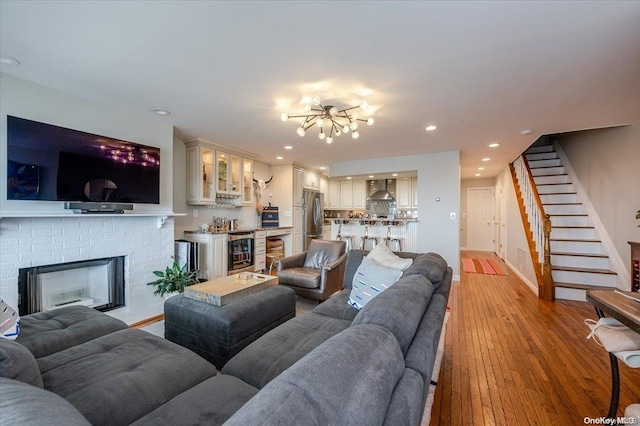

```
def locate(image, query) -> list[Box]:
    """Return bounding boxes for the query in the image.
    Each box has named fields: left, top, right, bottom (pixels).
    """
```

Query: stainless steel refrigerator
left=302, top=189, right=324, bottom=251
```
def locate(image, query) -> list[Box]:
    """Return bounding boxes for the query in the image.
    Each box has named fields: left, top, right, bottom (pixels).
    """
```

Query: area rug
left=462, top=257, right=507, bottom=276
left=420, top=307, right=450, bottom=425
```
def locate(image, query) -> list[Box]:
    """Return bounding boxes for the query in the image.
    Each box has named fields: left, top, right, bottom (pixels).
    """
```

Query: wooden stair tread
left=552, top=265, right=616, bottom=275
left=551, top=226, right=594, bottom=229
left=529, top=165, right=563, bottom=169
left=541, top=192, right=577, bottom=195
left=554, top=282, right=616, bottom=290
left=543, top=202, right=582, bottom=205
left=551, top=251, right=608, bottom=258
left=550, top=238, right=601, bottom=242
left=537, top=182, right=573, bottom=186
left=548, top=213, right=588, bottom=217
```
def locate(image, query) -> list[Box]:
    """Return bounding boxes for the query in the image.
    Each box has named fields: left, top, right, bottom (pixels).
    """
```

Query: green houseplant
left=147, top=261, right=197, bottom=297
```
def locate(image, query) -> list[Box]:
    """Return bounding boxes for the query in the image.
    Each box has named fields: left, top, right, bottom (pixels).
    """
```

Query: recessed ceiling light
left=276, top=156, right=283, bottom=160
left=319, top=166, right=326, bottom=170
left=425, top=125, right=437, bottom=132
left=284, top=145, right=292, bottom=150
left=0, top=55, right=20, bottom=65
left=346, top=176, right=352, bottom=180
left=368, top=175, right=374, bottom=178
left=478, top=167, right=485, bottom=170
left=520, top=129, right=533, bottom=135
left=489, top=143, right=500, bottom=148
left=481, top=157, right=490, bottom=162
left=475, top=173, right=481, bottom=177
left=152, top=109, right=171, bottom=116
left=392, top=173, right=398, bottom=177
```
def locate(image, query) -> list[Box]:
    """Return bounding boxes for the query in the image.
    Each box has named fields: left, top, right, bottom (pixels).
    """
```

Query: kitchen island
left=329, top=219, right=418, bottom=252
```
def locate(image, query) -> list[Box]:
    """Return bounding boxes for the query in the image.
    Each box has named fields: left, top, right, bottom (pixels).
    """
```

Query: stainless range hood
left=367, top=179, right=395, bottom=201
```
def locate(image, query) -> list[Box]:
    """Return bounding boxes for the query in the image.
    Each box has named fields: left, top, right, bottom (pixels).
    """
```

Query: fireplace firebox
left=18, top=257, right=125, bottom=315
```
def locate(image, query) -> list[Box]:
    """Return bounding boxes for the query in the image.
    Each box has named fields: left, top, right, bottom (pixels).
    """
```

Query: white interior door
left=467, top=187, right=494, bottom=251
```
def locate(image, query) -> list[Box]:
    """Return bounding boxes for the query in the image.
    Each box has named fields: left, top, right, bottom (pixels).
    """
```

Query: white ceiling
left=1, top=1, right=639, bottom=179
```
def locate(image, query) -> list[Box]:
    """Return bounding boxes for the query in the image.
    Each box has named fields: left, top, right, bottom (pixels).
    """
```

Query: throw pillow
left=0, top=299, right=20, bottom=340
left=366, top=243, right=413, bottom=271
left=348, top=257, right=403, bottom=310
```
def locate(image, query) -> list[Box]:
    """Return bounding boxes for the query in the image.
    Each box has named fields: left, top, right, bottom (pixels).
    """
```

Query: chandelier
left=281, top=97, right=374, bottom=143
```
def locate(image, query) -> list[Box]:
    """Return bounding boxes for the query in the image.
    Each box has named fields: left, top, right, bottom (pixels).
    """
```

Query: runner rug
left=462, top=257, right=507, bottom=276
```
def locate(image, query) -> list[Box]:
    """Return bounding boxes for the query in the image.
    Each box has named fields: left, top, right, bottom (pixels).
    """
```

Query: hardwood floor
left=430, top=250, right=640, bottom=425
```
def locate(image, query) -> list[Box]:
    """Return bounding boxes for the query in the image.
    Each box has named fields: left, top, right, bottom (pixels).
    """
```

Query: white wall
left=331, top=151, right=461, bottom=279
left=0, top=73, right=174, bottom=214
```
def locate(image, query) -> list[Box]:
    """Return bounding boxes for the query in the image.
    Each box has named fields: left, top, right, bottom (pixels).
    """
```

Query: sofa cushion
left=222, top=313, right=351, bottom=389
left=352, top=274, right=434, bottom=354
left=38, top=328, right=217, bottom=426
left=0, top=378, right=90, bottom=426
left=367, top=243, right=413, bottom=271
left=401, top=252, right=448, bottom=288
left=225, top=324, right=405, bottom=426
left=0, top=299, right=20, bottom=340
left=16, top=305, right=128, bottom=358
left=131, top=374, right=258, bottom=426
left=0, top=339, right=44, bottom=388
left=277, top=267, right=321, bottom=289
left=348, top=256, right=403, bottom=309
left=343, top=250, right=419, bottom=289
left=382, top=368, right=425, bottom=426
left=312, top=289, right=359, bottom=321
left=303, top=240, right=345, bottom=269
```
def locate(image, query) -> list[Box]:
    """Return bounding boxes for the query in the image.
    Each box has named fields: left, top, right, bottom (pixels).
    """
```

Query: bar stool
left=382, top=222, right=402, bottom=252
left=360, top=222, right=378, bottom=250
left=335, top=221, right=353, bottom=252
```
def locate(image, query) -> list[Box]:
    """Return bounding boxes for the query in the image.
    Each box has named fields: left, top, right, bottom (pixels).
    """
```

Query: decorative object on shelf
left=281, top=97, right=374, bottom=143
left=636, top=209, right=639, bottom=226
left=147, top=261, right=197, bottom=297
left=253, top=174, right=273, bottom=216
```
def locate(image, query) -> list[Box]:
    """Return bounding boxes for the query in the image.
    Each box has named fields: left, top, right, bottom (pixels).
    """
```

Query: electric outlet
left=450, top=212, right=456, bottom=220
left=193, top=209, right=199, bottom=218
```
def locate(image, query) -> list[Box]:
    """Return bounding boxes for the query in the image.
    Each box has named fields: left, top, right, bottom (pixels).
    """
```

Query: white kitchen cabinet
left=254, top=230, right=266, bottom=272
left=328, top=180, right=341, bottom=208
left=411, top=177, right=418, bottom=208
left=320, top=177, right=328, bottom=197
left=339, top=180, right=366, bottom=209
left=293, top=168, right=304, bottom=207
left=396, top=178, right=412, bottom=209
left=303, top=170, right=320, bottom=191
left=185, top=143, right=217, bottom=205
left=351, top=180, right=366, bottom=209
left=293, top=206, right=304, bottom=254
left=241, top=158, right=254, bottom=206
left=216, top=152, right=242, bottom=196
left=183, top=233, right=228, bottom=280
left=322, top=225, right=332, bottom=240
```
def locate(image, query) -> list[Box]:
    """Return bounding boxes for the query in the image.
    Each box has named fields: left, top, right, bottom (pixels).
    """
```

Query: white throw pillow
left=348, top=257, right=403, bottom=310
left=367, top=243, right=413, bottom=271
left=0, top=299, right=20, bottom=340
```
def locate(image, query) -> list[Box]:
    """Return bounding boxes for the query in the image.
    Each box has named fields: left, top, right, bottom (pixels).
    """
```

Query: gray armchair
left=277, top=240, right=347, bottom=302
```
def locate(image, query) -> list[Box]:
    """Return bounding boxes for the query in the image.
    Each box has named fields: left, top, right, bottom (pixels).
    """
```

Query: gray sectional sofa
left=0, top=249, right=452, bottom=425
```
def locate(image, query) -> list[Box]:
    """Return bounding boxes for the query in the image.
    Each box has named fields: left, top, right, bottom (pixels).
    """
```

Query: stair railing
left=511, top=155, right=554, bottom=300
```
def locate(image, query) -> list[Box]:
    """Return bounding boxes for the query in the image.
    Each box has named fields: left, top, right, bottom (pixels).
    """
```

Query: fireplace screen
left=18, top=257, right=125, bottom=315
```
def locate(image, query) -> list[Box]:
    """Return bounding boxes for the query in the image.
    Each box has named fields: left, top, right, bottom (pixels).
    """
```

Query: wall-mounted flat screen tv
left=7, top=116, right=160, bottom=204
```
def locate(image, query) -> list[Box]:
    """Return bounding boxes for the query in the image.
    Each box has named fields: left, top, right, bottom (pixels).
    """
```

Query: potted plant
left=147, top=261, right=197, bottom=297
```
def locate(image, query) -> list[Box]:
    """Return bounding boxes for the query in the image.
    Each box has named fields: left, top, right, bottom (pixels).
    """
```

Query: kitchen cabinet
left=183, top=233, right=228, bottom=280
left=320, top=177, right=328, bottom=197
left=294, top=168, right=304, bottom=207
left=340, top=180, right=366, bottom=209
left=396, top=177, right=418, bottom=209
left=328, top=180, right=341, bottom=208
left=185, top=143, right=216, bottom=205
left=322, top=224, right=332, bottom=240
left=216, top=152, right=242, bottom=196
left=303, top=170, right=320, bottom=191
left=293, top=206, right=304, bottom=255
left=254, top=230, right=266, bottom=272
left=241, top=158, right=254, bottom=206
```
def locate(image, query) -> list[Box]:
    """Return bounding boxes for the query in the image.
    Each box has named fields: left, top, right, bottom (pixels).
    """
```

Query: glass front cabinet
left=184, top=139, right=254, bottom=206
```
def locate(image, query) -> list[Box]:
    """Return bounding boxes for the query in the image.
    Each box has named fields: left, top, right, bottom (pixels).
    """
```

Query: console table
left=586, top=289, right=640, bottom=419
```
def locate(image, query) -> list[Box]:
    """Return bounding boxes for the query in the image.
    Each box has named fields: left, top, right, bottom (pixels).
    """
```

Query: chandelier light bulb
left=318, top=131, right=326, bottom=140
left=280, top=113, right=289, bottom=122
left=352, top=131, right=360, bottom=139
left=350, top=121, right=358, bottom=131
left=316, top=119, right=323, bottom=128
left=296, top=127, right=306, bottom=137
left=367, top=118, right=374, bottom=125
left=326, top=137, right=333, bottom=144
left=303, top=104, right=311, bottom=113
left=342, top=125, right=350, bottom=133
left=329, top=107, right=338, bottom=116
left=359, top=101, right=368, bottom=110
left=311, top=96, right=321, bottom=106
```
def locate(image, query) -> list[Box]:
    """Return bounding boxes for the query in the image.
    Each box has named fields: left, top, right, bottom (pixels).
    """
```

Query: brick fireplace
left=0, top=215, right=175, bottom=324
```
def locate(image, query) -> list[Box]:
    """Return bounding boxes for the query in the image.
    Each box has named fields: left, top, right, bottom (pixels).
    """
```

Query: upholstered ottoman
left=164, top=285, right=296, bottom=369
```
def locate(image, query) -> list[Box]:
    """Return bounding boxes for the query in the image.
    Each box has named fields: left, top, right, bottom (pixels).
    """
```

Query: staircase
left=525, top=142, right=617, bottom=301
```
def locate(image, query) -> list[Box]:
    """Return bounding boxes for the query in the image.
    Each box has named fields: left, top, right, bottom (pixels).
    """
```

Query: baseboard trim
left=130, top=314, right=164, bottom=329
left=505, top=259, right=538, bottom=296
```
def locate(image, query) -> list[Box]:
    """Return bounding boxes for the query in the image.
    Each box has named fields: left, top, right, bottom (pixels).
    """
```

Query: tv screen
left=7, top=116, right=160, bottom=204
